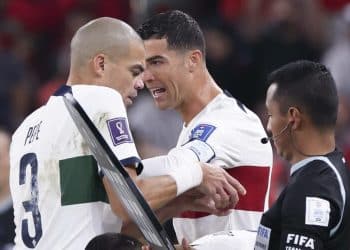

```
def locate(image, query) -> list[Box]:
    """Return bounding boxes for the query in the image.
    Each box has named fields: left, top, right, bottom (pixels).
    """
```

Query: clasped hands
left=177, top=163, right=246, bottom=215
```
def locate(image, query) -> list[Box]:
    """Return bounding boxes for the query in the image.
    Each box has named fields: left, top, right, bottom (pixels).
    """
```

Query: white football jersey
left=10, top=85, right=141, bottom=249
left=173, top=93, right=273, bottom=242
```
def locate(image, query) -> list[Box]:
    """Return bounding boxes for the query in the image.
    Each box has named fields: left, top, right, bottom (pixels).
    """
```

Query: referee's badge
left=107, top=117, right=133, bottom=146
left=305, top=197, right=330, bottom=227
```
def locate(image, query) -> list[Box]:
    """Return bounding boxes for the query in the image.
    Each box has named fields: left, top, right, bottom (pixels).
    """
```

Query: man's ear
left=92, top=54, right=105, bottom=77
left=186, top=50, right=202, bottom=72
left=288, top=107, right=301, bottom=129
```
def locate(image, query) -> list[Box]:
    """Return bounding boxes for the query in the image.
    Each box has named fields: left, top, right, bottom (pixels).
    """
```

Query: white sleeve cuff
left=141, top=148, right=203, bottom=195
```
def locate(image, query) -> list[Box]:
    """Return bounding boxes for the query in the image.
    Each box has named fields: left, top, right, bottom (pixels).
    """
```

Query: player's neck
left=67, top=67, right=96, bottom=86
left=66, top=73, right=85, bottom=86
left=290, top=129, right=335, bottom=164
left=179, top=71, right=222, bottom=126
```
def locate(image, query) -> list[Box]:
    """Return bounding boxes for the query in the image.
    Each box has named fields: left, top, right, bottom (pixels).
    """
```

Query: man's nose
left=134, top=77, right=144, bottom=90
left=142, top=69, right=155, bottom=83
left=266, top=121, right=272, bottom=135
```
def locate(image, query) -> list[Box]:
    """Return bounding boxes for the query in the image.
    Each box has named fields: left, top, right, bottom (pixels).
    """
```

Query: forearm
left=122, top=189, right=231, bottom=240
left=141, top=147, right=199, bottom=176
left=135, top=175, right=177, bottom=210
left=155, top=198, right=186, bottom=223
left=102, top=177, right=130, bottom=219
left=121, top=195, right=186, bottom=239
left=141, top=148, right=203, bottom=195
left=103, top=166, right=177, bottom=220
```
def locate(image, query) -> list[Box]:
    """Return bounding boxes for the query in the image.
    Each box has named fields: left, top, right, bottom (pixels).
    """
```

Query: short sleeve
left=72, top=85, right=142, bottom=172
left=278, top=163, right=342, bottom=249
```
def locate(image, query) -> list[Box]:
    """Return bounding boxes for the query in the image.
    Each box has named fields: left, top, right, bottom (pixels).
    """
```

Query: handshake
left=170, top=163, right=247, bottom=216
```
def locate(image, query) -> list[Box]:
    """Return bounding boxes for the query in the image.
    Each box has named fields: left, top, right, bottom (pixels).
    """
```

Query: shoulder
left=12, top=106, right=45, bottom=141
left=200, top=94, right=265, bottom=134
left=288, top=159, right=341, bottom=200
left=282, top=157, right=346, bottom=229
left=71, top=85, right=124, bottom=113
left=192, top=95, right=268, bottom=145
left=72, top=85, right=122, bottom=103
left=291, top=157, right=345, bottom=190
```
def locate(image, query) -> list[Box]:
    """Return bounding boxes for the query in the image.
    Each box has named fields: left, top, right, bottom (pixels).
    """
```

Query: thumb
left=182, top=238, right=191, bottom=250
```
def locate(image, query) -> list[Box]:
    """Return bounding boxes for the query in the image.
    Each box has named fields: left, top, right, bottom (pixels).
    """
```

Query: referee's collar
left=290, top=157, right=318, bottom=176
left=290, top=150, right=339, bottom=176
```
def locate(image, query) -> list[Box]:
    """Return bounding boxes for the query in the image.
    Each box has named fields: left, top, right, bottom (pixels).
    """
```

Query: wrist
left=168, top=163, right=202, bottom=196
left=167, top=148, right=203, bottom=195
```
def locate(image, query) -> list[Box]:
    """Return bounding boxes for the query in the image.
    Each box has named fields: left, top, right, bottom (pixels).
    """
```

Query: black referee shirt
left=255, top=150, right=350, bottom=250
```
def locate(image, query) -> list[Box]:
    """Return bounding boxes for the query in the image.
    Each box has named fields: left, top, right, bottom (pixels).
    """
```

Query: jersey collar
left=290, top=149, right=340, bottom=176
left=52, top=85, right=72, bottom=96
left=290, top=157, right=319, bottom=176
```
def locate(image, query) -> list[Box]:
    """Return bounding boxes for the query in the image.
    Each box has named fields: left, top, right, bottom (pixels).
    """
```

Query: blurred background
left=1, top=0, right=350, bottom=248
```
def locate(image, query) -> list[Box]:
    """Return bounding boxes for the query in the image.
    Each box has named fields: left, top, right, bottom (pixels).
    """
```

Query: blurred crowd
left=1, top=0, right=350, bottom=248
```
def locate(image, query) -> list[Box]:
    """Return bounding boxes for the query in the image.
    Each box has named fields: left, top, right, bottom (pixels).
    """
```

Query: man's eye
left=150, top=60, right=162, bottom=65
left=131, top=71, right=141, bottom=77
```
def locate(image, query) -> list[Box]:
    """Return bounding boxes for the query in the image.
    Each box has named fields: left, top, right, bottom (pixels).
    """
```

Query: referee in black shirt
left=255, top=60, right=350, bottom=250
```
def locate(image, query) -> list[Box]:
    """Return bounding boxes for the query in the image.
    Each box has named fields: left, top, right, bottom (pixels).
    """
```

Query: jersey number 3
left=19, top=153, right=43, bottom=248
